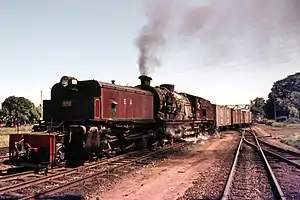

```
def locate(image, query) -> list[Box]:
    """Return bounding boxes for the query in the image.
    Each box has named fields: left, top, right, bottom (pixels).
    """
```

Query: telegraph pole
left=273, top=93, right=277, bottom=121
left=40, top=90, right=43, bottom=120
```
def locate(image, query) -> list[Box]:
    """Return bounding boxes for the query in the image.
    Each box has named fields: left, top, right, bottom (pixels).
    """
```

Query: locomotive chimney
left=138, top=75, right=152, bottom=86
left=111, top=80, right=115, bottom=84
left=160, top=84, right=175, bottom=92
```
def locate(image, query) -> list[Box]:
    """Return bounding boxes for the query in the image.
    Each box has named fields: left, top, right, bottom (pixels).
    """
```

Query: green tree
left=0, top=108, right=4, bottom=124
left=264, top=92, right=275, bottom=119
left=253, top=97, right=265, bottom=109
left=264, top=72, right=300, bottom=119
left=251, top=97, right=266, bottom=117
left=1, top=96, right=41, bottom=124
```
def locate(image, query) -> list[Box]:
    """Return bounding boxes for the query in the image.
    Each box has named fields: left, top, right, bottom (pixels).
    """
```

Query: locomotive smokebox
left=160, top=84, right=175, bottom=92
left=138, top=75, right=152, bottom=86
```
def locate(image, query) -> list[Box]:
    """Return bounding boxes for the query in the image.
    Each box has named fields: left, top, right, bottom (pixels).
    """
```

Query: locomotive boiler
left=136, top=75, right=214, bottom=141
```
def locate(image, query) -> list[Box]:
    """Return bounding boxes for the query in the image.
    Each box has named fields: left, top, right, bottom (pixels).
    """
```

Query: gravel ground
left=52, top=145, right=192, bottom=198
left=9, top=151, right=167, bottom=198
left=176, top=133, right=239, bottom=200
left=47, top=133, right=233, bottom=199
left=229, top=143, right=274, bottom=200
left=268, top=157, right=300, bottom=200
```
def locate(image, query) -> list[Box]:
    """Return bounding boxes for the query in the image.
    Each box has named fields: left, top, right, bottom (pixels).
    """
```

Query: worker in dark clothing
left=155, top=114, right=166, bottom=148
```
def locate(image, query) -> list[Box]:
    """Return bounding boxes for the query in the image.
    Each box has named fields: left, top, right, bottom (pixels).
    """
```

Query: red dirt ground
left=85, top=132, right=236, bottom=200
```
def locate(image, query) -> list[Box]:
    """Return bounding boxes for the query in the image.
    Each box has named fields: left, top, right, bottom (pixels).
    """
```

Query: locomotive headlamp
left=71, top=79, right=77, bottom=85
left=61, top=77, right=69, bottom=87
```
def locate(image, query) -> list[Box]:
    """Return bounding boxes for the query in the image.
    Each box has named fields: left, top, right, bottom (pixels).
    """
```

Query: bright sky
left=1, top=0, right=300, bottom=107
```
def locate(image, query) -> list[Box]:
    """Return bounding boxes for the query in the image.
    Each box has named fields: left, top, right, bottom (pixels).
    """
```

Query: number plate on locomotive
left=62, top=101, right=72, bottom=107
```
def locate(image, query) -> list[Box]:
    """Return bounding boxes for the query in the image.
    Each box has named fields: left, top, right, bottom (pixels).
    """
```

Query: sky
left=1, top=0, right=300, bottom=107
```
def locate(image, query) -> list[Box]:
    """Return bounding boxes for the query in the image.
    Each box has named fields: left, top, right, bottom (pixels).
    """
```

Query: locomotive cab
left=43, top=76, right=102, bottom=123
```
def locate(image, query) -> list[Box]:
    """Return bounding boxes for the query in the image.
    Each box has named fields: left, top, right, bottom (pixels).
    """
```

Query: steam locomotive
left=7, top=75, right=252, bottom=169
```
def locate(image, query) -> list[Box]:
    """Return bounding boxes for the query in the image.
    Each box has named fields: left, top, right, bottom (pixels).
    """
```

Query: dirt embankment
left=254, top=124, right=300, bottom=151
left=85, top=132, right=239, bottom=200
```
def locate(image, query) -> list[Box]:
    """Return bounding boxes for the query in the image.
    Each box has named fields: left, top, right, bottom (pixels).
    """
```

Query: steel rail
left=221, top=130, right=244, bottom=200
left=21, top=142, right=189, bottom=200
left=249, top=127, right=300, bottom=156
left=221, top=130, right=286, bottom=200
left=249, top=130, right=286, bottom=200
left=0, top=150, right=147, bottom=194
left=246, top=130, right=300, bottom=168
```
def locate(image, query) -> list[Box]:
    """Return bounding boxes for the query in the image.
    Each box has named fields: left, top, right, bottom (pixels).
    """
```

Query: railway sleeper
left=34, top=163, right=49, bottom=176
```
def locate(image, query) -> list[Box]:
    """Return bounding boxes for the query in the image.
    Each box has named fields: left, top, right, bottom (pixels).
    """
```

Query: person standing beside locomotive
left=155, top=113, right=167, bottom=148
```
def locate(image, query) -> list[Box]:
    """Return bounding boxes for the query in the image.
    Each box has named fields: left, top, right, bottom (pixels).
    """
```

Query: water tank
left=160, top=84, right=175, bottom=92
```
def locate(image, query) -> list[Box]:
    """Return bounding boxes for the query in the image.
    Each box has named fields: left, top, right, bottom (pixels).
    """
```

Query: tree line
left=0, top=96, right=41, bottom=126
left=252, top=72, right=300, bottom=121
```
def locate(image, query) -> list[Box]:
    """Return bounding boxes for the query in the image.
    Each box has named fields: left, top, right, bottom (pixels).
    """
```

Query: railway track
left=246, top=129, right=300, bottom=169
left=221, top=130, right=286, bottom=200
left=255, top=137, right=300, bottom=168
left=0, top=141, right=189, bottom=199
left=245, top=129, right=300, bottom=199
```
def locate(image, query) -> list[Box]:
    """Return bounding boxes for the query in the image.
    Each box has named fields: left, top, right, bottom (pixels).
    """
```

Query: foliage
left=264, top=72, right=300, bottom=119
left=0, top=108, right=4, bottom=122
left=1, top=96, right=40, bottom=124
left=251, top=97, right=266, bottom=116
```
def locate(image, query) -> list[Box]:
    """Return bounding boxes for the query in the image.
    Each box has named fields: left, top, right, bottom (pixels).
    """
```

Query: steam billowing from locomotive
left=136, top=1, right=173, bottom=75
left=136, top=0, right=300, bottom=74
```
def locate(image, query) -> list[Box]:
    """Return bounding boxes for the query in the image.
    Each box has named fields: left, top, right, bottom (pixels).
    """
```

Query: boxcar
left=214, top=105, right=232, bottom=130
left=249, top=111, right=253, bottom=124
left=225, top=106, right=232, bottom=126
left=241, top=111, right=245, bottom=124
left=236, top=109, right=242, bottom=125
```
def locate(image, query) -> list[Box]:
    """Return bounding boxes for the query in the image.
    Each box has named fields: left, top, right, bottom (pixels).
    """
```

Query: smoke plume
left=136, top=0, right=300, bottom=74
left=136, top=1, right=176, bottom=75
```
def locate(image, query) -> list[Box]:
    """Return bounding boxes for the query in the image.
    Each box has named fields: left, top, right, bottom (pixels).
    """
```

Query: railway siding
left=221, top=131, right=282, bottom=200
left=243, top=129, right=300, bottom=199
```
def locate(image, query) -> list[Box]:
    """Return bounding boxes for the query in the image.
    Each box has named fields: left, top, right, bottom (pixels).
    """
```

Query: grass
left=0, top=135, right=9, bottom=148
left=280, top=132, right=300, bottom=149
left=271, top=121, right=287, bottom=127
left=0, top=125, right=33, bottom=135
left=0, top=125, right=34, bottom=148
left=265, top=119, right=297, bottom=128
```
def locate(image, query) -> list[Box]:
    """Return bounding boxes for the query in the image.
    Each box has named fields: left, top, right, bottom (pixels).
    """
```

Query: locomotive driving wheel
left=55, top=144, right=66, bottom=167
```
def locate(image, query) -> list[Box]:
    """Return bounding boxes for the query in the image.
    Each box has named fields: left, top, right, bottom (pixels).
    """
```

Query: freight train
left=7, top=75, right=252, bottom=169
